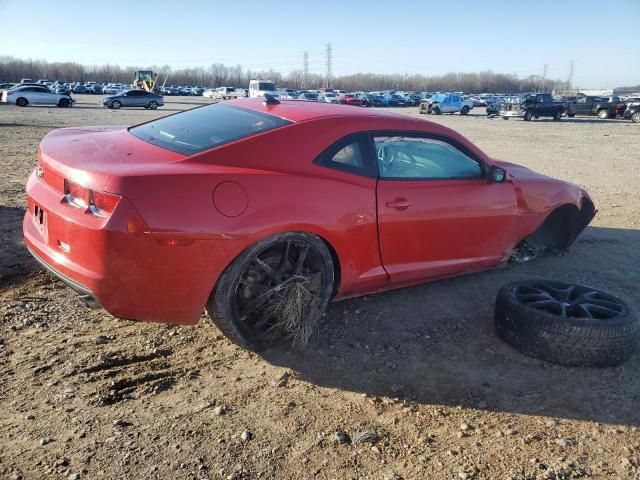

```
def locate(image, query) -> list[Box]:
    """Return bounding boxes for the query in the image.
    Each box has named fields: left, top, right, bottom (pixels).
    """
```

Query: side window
left=315, top=135, right=375, bottom=177
left=332, top=142, right=363, bottom=168
left=374, top=136, right=482, bottom=180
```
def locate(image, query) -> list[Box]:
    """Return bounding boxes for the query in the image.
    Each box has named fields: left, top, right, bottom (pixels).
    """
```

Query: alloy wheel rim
left=513, top=281, right=625, bottom=320
left=232, top=239, right=324, bottom=337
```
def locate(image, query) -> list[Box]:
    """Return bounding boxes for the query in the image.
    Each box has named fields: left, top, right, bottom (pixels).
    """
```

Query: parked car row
left=486, top=93, right=638, bottom=122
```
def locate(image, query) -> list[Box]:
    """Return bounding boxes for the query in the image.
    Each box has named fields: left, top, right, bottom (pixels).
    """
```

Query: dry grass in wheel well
left=265, top=276, right=320, bottom=347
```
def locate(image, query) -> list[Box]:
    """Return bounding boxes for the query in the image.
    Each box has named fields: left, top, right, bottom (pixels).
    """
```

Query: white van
left=249, top=79, right=279, bottom=98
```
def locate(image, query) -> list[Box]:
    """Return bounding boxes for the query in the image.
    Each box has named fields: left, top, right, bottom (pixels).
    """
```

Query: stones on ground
left=460, top=422, right=473, bottom=431
left=458, top=473, right=470, bottom=480
left=68, top=474, right=80, bottom=480
left=354, top=431, right=378, bottom=445
left=213, top=405, right=226, bottom=416
left=240, top=430, right=252, bottom=442
left=555, top=438, right=568, bottom=447
left=334, top=430, right=350, bottom=444
left=271, top=371, right=291, bottom=387
left=39, top=437, right=51, bottom=446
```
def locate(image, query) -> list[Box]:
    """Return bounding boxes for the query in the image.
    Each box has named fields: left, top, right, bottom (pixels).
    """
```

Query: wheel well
left=318, top=236, right=341, bottom=298
left=531, top=204, right=580, bottom=251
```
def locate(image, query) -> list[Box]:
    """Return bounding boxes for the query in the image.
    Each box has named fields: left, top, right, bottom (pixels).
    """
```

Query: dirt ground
left=1, top=96, right=639, bottom=480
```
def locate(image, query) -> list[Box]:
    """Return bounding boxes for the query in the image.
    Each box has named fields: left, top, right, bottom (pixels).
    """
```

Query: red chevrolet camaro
left=23, top=98, right=595, bottom=349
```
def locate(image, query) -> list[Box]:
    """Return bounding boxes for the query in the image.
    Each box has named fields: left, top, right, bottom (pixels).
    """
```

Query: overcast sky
left=1, top=0, right=638, bottom=87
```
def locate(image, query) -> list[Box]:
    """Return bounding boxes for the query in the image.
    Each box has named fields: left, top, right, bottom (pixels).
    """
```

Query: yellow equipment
left=132, top=71, right=158, bottom=92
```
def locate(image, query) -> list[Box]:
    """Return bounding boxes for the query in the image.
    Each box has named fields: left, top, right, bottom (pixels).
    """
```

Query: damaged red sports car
left=23, top=98, right=595, bottom=349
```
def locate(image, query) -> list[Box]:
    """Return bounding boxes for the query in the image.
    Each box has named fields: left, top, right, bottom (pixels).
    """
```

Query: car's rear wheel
left=495, top=280, right=638, bottom=367
left=632, top=112, right=640, bottom=123
left=148, top=101, right=158, bottom=110
left=16, top=97, right=28, bottom=107
left=58, top=98, right=70, bottom=108
left=460, top=105, right=470, bottom=115
left=111, top=100, right=121, bottom=109
left=208, top=232, right=335, bottom=350
left=524, top=110, right=533, bottom=121
left=597, top=109, right=609, bottom=119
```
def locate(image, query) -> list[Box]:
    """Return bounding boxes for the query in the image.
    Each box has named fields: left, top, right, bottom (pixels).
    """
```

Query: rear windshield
left=129, top=103, right=291, bottom=155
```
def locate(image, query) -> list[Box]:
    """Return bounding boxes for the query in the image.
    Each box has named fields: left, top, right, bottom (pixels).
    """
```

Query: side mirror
left=488, top=166, right=506, bottom=183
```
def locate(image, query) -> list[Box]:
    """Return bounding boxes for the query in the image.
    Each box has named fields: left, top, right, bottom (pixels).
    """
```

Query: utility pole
left=539, top=63, right=548, bottom=92
left=303, top=51, right=309, bottom=89
left=566, top=60, right=574, bottom=93
left=325, top=43, right=333, bottom=89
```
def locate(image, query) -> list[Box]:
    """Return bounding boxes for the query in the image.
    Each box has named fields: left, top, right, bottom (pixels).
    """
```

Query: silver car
left=101, top=89, right=164, bottom=109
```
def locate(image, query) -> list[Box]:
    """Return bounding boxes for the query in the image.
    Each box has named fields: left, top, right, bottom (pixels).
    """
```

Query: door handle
left=386, top=199, right=412, bottom=210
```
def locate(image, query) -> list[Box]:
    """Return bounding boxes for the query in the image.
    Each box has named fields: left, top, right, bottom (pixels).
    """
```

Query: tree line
left=0, top=56, right=565, bottom=93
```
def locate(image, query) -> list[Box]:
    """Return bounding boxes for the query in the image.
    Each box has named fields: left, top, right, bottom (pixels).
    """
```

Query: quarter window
left=374, top=136, right=482, bottom=179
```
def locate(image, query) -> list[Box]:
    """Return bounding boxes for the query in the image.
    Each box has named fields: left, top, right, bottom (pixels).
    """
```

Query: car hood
left=492, top=160, right=555, bottom=180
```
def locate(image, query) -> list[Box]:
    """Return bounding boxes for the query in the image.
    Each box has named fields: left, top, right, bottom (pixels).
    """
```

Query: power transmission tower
left=325, top=43, right=333, bottom=89
left=539, top=63, right=548, bottom=92
left=303, top=51, right=309, bottom=88
left=566, top=60, right=574, bottom=93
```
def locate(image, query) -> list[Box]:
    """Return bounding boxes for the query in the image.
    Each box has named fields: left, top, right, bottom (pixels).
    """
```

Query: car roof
left=227, top=98, right=414, bottom=123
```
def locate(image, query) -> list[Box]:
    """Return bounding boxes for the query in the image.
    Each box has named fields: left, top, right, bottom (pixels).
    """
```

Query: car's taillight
left=64, top=179, right=89, bottom=207
left=90, top=190, right=119, bottom=216
left=64, top=179, right=120, bottom=217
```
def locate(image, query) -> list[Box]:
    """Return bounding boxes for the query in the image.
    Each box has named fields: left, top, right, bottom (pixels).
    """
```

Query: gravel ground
left=1, top=96, right=639, bottom=480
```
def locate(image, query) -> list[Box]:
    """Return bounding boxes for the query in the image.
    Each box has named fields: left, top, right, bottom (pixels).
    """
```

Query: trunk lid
left=38, top=126, right=186, bottom=193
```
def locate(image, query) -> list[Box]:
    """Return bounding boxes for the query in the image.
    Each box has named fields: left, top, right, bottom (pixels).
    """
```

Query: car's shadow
left=262, top=226, right=640, bottom=426
left=0, top=205, right=37, bottom=291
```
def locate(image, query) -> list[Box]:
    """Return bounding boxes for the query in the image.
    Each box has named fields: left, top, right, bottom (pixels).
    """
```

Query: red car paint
left=23, top=99, right=594, bottom=325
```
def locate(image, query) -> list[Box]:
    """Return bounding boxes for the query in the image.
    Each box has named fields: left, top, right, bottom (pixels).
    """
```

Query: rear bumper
left=23, top=169, right=222, bottom=325
left=500, top=110, right=523, bottom=117
left=27, top=245, right=100, bottom=309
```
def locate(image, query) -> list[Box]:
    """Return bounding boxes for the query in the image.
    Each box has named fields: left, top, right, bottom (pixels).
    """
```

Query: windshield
left=258, top=82, right=276, bottom=91
left=129, top=103, right=291, bottom=155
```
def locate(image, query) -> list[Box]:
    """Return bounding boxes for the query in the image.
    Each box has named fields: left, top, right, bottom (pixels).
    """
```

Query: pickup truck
left=565, top=96, right=624, bottom=119
left=500, top=93, right=564, bottom=121
left=418, top=93, right=474, bottom=115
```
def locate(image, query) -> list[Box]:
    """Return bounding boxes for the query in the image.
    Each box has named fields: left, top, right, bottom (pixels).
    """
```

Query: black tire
left=207, top=232, right=335, bottom=350
left=597, top=109, right=609, bottom=119
left=111, top=100, right=121, bottom=109
left=16, top=97, right=28, bottom=107
left=502, top=116, right=509, bottom=120
left=495, top=280, right=639, bottom=367
left=553, top=110, right=562, bottom=121
left=523, top=110, right=533, bottom=121
left=432, top=106, right=441, bottom=115
left=460, top=106, right=470, bottom=115
left=567, top=113, right=575, bottom=118
left=149, top=100, right=158, bottom=109
left=631, top=112, right=640, bottom=123
left=58, top=98, right=70, bottom=108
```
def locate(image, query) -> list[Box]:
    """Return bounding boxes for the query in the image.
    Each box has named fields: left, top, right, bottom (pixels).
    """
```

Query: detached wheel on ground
left=207, top=232, right=335, bottom=351
left=495, top=279, right=639, bottom=367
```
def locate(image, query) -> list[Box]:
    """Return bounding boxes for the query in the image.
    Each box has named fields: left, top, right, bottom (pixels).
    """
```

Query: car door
left=374, top=134, right=518, bottom=283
